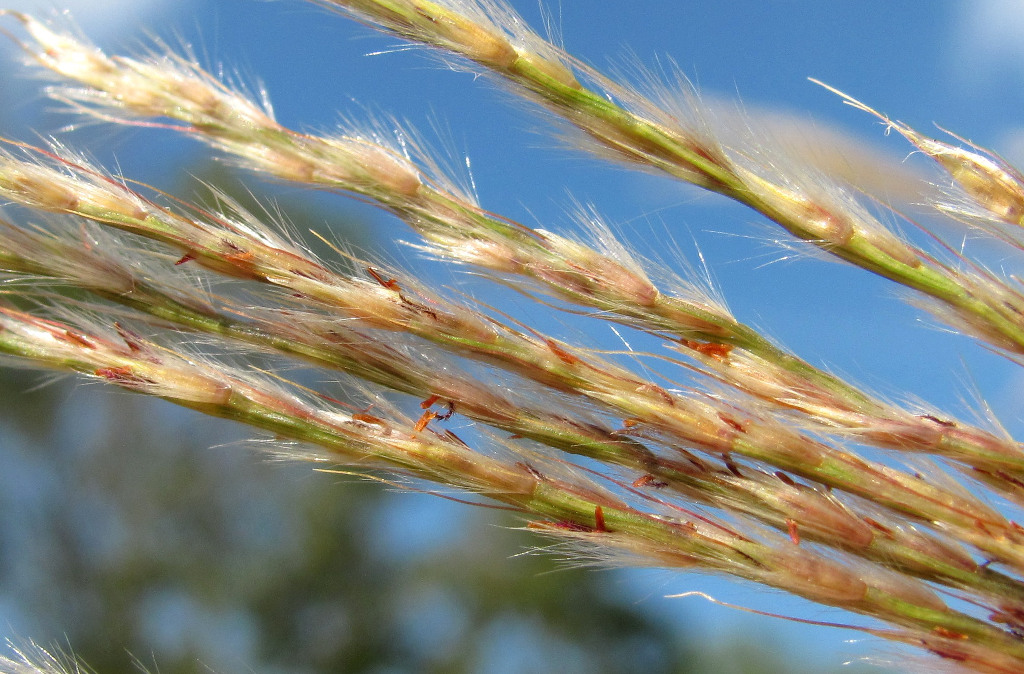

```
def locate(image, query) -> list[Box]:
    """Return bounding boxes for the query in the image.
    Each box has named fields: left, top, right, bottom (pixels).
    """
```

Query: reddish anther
left=774, top=471, right=797, bottom=487
left=366, top=266, right=401, bottom=291
left=114, top=322, right=144, bottom=352
left=516, top=461, right=544, bottom=481
left=225, top=250, right=255, bottom=265
left=60, top=329, right=95, bottom=349
left=787, top=518, right=800, bottom=545
left=679, top=338, right=733, bottom=360
left=545, top=338, right=579, bottom=365
left=863, top=517, right=894, bottom=535
left=413, top=409, right=437, bottom=432
left=718, top=413, right=746, bottom=433
left=174, top=252, right=196, bottom=265
left=931, top=626, right=968, bottom=641
left=352, top=412, right=388, bottom=429
left=632, top=474, right=667, bottom=489
left=94, top=366, right=138, bottom=384
left=920, top=414, right=956, bottom=428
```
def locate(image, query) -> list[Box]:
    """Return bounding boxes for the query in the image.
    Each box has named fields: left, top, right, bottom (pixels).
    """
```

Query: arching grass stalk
left=9, top=12, right=1024, bottom=495
left=303, top=0, right=1024, bottom=356
left=1, top=145, right=1021, bottom=572
left=4, top=214, right=1022, bottom=608
left=3, top=304, right=1024, bottom=673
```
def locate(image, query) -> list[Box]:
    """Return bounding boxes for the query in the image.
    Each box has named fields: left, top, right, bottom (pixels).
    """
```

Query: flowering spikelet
left=812, top=79, right=1024, bottom=232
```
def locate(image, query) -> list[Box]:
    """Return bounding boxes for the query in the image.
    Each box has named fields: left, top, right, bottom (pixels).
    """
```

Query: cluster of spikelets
left=3, top=1, right=1024, bottom=672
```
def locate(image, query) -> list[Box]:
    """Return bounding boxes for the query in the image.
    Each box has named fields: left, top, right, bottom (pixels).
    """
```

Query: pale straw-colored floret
left=9, top=16, right=430, bottom=207
left=4, top=12, right=275, bottom=130
left=0, top=307, right=234, bottom=406
left=319, top=0, right=578, bottom=87
left=813, top=79, right=1024, bottom=231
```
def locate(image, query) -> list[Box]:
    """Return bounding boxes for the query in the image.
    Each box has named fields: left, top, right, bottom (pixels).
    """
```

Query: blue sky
left=3, top=1, right=1024, bottom=671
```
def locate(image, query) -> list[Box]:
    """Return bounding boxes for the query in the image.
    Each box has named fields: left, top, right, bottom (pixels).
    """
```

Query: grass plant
left=1, top=2, right=1024, bottom=671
